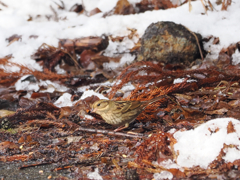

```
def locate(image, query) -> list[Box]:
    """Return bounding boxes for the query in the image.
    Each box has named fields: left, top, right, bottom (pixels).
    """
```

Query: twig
left=53, top=150, right=114, bottom=171
left=39, top=43, right=82, bottom=69
left=0, top=1, right=7, bottom=7
left=188, top=0, right=192, bottom=12
left=19, top=162, right=51, bottom=170
left=50, top=5, right=59, bottom=22
left=75, top=127, right=147, bottom=138
left=53, top=165, right=73, bottom=171
left=183, top=26, right=204, bottom=60
left=200, top=0, right=208, bottom=14
left=61, top=49, right=82, bottom=69
left=54, top=0, right=65, bottom=10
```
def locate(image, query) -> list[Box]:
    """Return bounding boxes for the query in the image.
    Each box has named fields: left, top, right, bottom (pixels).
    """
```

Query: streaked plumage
left=91, top=96, right=165, bottom=130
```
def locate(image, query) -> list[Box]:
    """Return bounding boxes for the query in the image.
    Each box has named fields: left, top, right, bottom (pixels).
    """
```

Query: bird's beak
left=90, top=104, right=94, bottom=113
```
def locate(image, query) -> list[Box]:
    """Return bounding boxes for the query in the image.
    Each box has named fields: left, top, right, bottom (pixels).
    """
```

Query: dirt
left=0, top=161, right=70, bottom=180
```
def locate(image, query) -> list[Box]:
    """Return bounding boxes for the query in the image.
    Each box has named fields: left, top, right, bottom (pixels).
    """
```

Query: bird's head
left=91, top=99, right=110, bottom=114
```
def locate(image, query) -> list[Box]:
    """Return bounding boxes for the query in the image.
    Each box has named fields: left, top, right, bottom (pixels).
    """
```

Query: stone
left=137, top=21, right=205, bottom=65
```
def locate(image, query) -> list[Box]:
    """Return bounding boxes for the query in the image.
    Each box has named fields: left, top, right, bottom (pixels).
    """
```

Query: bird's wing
left=124, top=101, right=142, bottom=112
left=111, top=101, right=130, bottom=113
left=142, top=95, right=166, bottom=109
left=111, top=101, right=140, bottom=113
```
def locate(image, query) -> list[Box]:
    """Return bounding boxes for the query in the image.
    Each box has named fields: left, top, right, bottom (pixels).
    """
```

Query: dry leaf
left=89, top=8, right=101, bottom=16
left=0, top=110, right=15, bottom=118
left=227, top=121, right=235, bottom=133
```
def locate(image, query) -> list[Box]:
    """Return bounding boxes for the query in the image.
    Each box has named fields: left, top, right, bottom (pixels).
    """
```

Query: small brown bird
left=91, top=95, right=166, bottom=131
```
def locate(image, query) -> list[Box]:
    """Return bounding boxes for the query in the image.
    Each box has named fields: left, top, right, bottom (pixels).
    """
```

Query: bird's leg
left=113, top=123, right=129, bottom=132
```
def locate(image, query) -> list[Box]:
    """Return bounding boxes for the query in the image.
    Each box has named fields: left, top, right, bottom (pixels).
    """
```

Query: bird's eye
left=97, top=103, right=100, bottom=107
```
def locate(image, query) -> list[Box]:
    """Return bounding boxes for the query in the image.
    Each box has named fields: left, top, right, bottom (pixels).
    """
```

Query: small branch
left=19, top=162, right=51, bottom=170
left=183, top=25, right=204, bottom=61
left=75, top=127, right=147, bottom=138
left=50, top=5, right=59, bottom=22
left=0, top=1, right=8, bottom=7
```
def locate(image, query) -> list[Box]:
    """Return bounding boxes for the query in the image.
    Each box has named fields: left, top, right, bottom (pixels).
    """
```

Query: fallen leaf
left=0, top=141, right=19, bottom=153
left=0, top=110, right=15, bottom=118
left=89, top=8, right=101, bottom=16
left=205, top=108, right=228, bottom=115
left=227, top=121, right=235, bottom=133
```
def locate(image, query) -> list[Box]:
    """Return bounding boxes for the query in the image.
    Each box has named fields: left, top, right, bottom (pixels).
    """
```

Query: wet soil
left=0, top=161, right=70, bottom=180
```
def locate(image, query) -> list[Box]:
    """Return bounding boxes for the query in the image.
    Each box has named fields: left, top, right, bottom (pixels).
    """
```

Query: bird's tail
left=142, top=95, right=167, bottom=109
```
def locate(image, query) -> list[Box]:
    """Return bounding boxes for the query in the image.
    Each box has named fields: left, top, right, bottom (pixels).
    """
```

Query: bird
left=91, top=95, right=166, bottom=131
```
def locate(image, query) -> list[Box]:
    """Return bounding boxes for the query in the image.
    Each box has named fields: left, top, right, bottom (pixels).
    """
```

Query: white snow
left=232, top=49, right=240, bottom=65
left=1, top=0, right=240, bottom=71
left=84, top=114, right=95, bottom=120
left=174, top=78, right=198, bottom=84
left=84, top=0, right=118, bottom=12
left=223, top=147, right=240, bottom=163
left=2, top=0, right=240, bottom=173
left=158, top=159, right=181, bottom=169
left=153, top=171, right=173, bottom=180
left=87, top=168, right=103, bottom=180
left=39, top=80, right=69, bottom=93
left=173, top=118, right=240, bottom=169
left=103, top=53, right=136, bottom=69
left=54, top=93, right=73, bottom=107
left=54, top=90, right=109, bottom=108
left=77, top=80, right=114, bottom=92
left=173, top=78, right=184, bottom=84
left=80, top=90, right=108, bottom=100
left=15, top=75, right=39, bottom=92
left=15, top=75, right=68, bottom=94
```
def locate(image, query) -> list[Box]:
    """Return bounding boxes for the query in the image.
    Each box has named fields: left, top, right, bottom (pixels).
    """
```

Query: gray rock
left=137, top=21, right=205, bottom=65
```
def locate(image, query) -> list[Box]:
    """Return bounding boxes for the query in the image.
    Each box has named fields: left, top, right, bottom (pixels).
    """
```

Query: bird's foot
left=113, top=123, right=129, bottom=132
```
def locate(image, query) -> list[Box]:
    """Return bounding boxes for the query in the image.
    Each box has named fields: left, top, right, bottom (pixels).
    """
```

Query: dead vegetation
left=0, top=0, right=238, bottom=179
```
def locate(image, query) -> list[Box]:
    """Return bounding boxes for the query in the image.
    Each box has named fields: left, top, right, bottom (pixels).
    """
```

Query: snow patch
left=174, top=118, right=240, bottom=169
